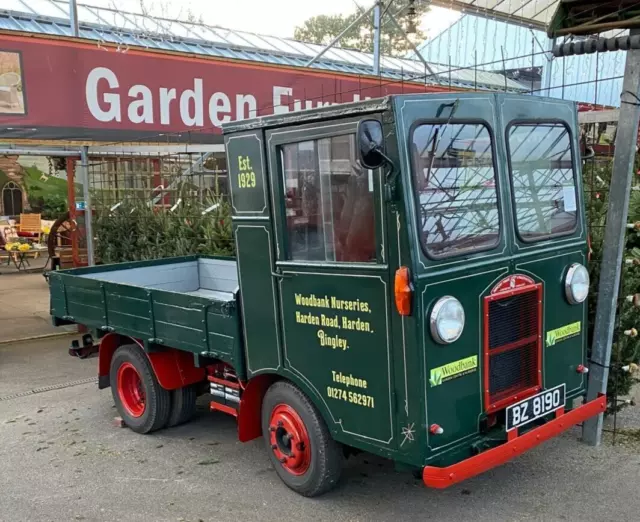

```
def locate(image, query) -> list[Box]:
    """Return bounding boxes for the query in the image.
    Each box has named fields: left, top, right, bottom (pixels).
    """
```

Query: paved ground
left=1, top=337, right=640, bottom=522
left=0, top=271, right=75, bottom=343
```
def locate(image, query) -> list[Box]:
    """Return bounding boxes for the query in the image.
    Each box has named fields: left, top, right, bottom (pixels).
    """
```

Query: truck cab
left=223, top=92, right=604, bottom=488
left=50, top=92, right=606, bottom=497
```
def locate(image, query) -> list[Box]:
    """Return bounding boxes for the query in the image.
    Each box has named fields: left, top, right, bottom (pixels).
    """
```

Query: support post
left=69, top=0, right=79, bottom=37
left=80, top=146, right=95, bottom=266
left=541, top=37, right=555, bottom=97
left=373, top=0, right=382, bottom=76
left=583, top=29, right=640, bottom=446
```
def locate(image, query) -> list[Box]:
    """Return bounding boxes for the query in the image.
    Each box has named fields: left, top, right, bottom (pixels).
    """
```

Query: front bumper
left=423, top=393, right=607, bottom=489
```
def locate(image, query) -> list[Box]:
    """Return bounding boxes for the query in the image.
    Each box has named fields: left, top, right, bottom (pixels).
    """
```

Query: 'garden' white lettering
left=85, top=67, right=371, bottom=128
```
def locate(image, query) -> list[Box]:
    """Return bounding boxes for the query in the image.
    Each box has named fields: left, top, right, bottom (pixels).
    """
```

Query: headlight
left=430, top=296, right=465, bottom=344
left=565, top=263, right=589, bottom=304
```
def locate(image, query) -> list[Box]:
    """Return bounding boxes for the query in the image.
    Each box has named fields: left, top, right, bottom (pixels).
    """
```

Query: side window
left=281, top=134, right=376, bottom=263
left=507, top=123, right=577, bottom=241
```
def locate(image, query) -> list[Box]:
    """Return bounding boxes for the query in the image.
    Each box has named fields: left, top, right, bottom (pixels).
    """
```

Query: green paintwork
left=49, top=255, right=245, bottom=379
left=226, top=131, right=270, bottom=217
left=51, top=92, right=590, bottom=471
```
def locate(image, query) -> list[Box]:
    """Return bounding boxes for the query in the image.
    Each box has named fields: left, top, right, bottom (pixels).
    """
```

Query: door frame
left=264, top=115, right=399, bottom=449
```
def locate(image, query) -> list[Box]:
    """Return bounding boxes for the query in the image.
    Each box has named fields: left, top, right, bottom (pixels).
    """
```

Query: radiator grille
left=485, top=285, right=541, bottom=410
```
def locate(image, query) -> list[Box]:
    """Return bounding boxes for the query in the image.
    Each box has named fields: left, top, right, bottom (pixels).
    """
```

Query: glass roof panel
left=2, top=0, right=34, bottom=14
left=210, top=28, right=255, bottom=48
left=184, top=24, right=231, bottom=45
left=76, top=5, right=103, bottom=26
left=234, top=32, right=279, bottom=52
left=159, top=20, right=199, bottom=40
left=258, top=35, right=305, bottom=55
left=27, top=0, right=68, bottom=18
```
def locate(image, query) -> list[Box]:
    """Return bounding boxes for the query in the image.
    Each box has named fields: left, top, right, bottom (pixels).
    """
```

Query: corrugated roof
left=0, top=0, right=527, bottom=92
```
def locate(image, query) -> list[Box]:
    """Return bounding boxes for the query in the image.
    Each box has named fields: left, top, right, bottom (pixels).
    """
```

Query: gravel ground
left=1, top=337, right=639, bottom=522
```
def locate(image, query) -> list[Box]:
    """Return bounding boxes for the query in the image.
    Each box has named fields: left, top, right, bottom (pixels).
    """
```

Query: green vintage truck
left=49, top=92, right=606, bottom=497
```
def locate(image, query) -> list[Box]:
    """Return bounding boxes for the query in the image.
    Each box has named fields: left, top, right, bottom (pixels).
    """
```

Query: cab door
left=266, top=117, right=397, bottom=451
left=498, top=95, right=587, bottom=396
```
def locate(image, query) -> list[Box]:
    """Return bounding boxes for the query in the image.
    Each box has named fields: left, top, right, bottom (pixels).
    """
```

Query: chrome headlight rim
left=430, top=296, right=465, bottom=344
left=565, top=263, right=589, bottom=305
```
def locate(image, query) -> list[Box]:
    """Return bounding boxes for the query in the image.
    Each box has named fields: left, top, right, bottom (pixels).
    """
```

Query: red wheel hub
left=268, top=404, right=311, bottom=476
left=117, top=362, right=146, bottom=418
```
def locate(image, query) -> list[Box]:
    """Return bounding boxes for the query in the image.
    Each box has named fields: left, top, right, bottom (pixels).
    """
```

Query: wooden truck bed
left=48, top=255, right=245, bottom=377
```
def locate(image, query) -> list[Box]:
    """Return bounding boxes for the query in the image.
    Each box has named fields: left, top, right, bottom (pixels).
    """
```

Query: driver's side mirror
left=357, top=119, right=386, bottom=169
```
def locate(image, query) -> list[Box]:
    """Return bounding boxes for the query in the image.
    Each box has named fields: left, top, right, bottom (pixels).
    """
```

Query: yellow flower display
left=4, top=242, right=17, bottom=251
left=18, top=243, right=31, bottom=252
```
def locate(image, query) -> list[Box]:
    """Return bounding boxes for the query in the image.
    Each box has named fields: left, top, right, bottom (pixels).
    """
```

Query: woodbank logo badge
left=546, top=321, right=581, bottom=347
left=429, top=355, right=478, bottom=387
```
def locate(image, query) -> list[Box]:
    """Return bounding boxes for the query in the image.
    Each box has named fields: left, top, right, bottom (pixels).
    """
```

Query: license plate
left=506, top=384, right=566, bottom=432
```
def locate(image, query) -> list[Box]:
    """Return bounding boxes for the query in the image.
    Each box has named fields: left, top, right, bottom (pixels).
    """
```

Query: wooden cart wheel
left=47, top=211, right=76, bottom=259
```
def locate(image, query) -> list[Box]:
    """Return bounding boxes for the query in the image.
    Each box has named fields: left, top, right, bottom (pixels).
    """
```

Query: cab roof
left=221, top=92, right=576, bottom=134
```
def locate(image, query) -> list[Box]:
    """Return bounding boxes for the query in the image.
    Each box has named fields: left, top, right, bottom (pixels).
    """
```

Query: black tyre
left=261, top=381, right=342, bottom=497
left=167, top=385, right=197, bottom=427
left=109, top=344, right=171, bottom=434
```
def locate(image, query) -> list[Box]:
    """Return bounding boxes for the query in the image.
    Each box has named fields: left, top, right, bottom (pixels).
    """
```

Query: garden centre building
left=0, top=0, right=620, bottom=265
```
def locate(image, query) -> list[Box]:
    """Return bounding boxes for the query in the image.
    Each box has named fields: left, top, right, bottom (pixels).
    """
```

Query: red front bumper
left=423, top=394, right=607, bottom=489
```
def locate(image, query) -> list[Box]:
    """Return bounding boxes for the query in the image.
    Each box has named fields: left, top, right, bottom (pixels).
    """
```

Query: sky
left=84, top=0, right=461, bottom=42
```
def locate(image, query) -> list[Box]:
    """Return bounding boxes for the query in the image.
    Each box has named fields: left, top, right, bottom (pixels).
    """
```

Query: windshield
left=410, top=122, right=500, bottom=258
left=507, top=123, right=577, bottom=241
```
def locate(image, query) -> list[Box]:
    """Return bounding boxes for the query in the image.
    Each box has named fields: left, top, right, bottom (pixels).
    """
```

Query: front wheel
left=110, top=344, right=171, bottom=434
left=261, top=381, right=343, bottom=497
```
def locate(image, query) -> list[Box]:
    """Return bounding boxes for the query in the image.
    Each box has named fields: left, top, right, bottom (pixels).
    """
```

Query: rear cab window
left=410, top=122, right=501, bottom=259
left=507, top=123, right=578, bottom=242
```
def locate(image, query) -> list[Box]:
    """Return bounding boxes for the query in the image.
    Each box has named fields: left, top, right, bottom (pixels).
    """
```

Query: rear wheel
left=167, top=385, right=197, bottom=427
left=110, top=344, right=171, bottom=434
left=261, top=381, right=342, bottom=497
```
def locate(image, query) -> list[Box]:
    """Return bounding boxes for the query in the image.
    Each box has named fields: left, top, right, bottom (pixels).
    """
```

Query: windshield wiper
left=425, top=99, right=460, bottom=187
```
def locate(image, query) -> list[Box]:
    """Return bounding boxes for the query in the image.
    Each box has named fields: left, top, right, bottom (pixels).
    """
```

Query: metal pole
left=541, top=37, right=555, bottom=97
left=69, top=0, right=79, bottom=37
left=305, top=4, right=375, bottom=67
left=80, top=146, right=95, bottom=266
left=0, top=149, right=80, bottom=156
left=583, top=29, right=640, bottom=446
left=373, top=0, right=382, bottom=76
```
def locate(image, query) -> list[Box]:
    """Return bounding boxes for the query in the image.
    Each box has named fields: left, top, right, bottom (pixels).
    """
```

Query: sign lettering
left=546, top=321, right=581, bottom=347
left=429, top=356, right=478, bottom=387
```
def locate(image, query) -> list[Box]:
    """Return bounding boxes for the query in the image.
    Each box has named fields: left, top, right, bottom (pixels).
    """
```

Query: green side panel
left=206, top=312, right=236, bottom=354
left=234, top=224, right=281, bottom=375
left=225, top=131, right=269, bottom=217
left=516, top=250, right=587, bottom=395
left=421, top=265, right=509, bottom=451
left=65, top=282, right=104, bottom=325
left=104, top=289, right=152, bottom=339
left=152, top=294, right=206, bottom=352
left=49, top=273, right=67, bottom=318
left=206, top=309, right=245, bottom=379
left=279, top=269, right=394, bottom=447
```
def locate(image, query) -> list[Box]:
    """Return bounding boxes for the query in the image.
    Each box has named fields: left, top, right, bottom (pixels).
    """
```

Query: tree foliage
left=294, top=0, right=429, bottom=56
left=584, top=158, right=640, bottom=409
